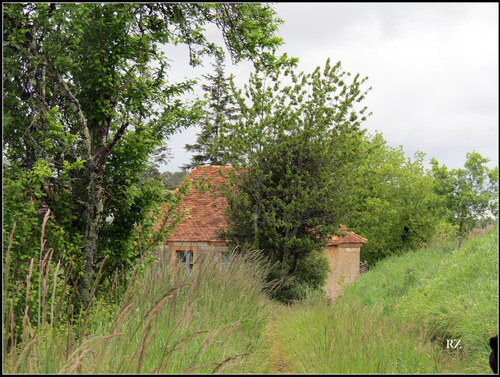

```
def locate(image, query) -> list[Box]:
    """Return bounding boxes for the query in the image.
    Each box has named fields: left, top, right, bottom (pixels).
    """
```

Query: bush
left=268, top=249, right=330, bottom=303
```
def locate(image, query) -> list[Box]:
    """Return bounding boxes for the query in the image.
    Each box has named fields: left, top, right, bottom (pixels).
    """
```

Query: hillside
left=270, top=228, right=498, bottom=374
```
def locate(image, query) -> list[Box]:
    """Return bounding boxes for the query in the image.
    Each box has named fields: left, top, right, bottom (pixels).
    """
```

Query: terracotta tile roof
left=163, top=166, right=233, bottom=242
left=328, top=225, right=368, bottom=245
left=162, top=165, right=367, bottom=245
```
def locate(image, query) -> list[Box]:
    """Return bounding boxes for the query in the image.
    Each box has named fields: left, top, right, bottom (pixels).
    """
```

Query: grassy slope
left=395, top=229, right=498, bottom=373
left=271, top=228, right=498, bottom=374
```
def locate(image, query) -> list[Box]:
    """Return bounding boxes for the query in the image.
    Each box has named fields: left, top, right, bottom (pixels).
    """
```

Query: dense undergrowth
left=3, top=228, right=497, bottom=374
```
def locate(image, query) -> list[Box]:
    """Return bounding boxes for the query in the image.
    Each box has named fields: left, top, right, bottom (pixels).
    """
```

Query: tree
left=223, top=136, right=338, bottom=302
left=221, top=59, right=371, bottom=301
left=431, top=151, right=498, bottom=247
left=343, top=133, right=442, bottom=265
left=183, top=55, right=239, bottom=170
left=3, top=3, right=285, bottom=309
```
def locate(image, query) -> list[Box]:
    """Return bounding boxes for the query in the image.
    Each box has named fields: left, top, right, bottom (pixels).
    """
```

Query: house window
left=177, top=250, right=193, bottom=270
left=221, top=253, right=229, bottom=268
left=221, top=252, right=231, bottom=269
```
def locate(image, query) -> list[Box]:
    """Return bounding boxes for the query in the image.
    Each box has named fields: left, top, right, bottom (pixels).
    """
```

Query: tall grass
left=5, top=224, right=496, bottom=374
left=396, top=229, right=498, bottom=373
left=345, top=228, right=498, bottom=373
left=269, top=228, right=498, bottom=374
left=271, top=297, right=442, bottom=374
left=3, top=212, right=80, bottom=374
left=345, top=238, right=457, bottom=314
left=3, top=247, right=273, bottom=374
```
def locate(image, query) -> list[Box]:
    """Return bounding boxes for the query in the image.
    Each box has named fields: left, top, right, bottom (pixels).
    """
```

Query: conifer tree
left=183, top=55, right=239, bottom=169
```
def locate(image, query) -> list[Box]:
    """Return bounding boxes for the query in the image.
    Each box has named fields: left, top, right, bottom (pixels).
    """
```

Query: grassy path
left=256, top=231, right=498, bottom=375
left=264, top=322, right=293, bottom=373
left=263, top=310, right=302, bottom=374
left=260, top=300, right=465, bottom=375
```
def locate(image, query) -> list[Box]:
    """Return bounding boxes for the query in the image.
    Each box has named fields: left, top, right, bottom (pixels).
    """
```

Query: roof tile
left=162, top=166, right=367, bottom=245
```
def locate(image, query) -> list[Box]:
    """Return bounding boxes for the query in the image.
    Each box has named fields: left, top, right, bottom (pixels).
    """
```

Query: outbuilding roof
left=328, top=225, right=368, bottom=245
left=163, top=165, right=367, bottom=245
left=163, top=166, right=232, bottom=242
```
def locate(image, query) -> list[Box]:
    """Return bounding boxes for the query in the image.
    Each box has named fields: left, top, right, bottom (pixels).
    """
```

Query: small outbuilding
left=160, top=165, right=367, bottom=300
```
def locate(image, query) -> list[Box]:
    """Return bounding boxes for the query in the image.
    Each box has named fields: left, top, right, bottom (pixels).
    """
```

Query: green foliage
left=4, top=250, right=272, bottom=374
left=3, top=162, right=83, bottom=346
left=183, top=55, right=239, bottom=169
left=344, top=133, right=443, bottom=265
left=345, top=239, right=456, bottom=313
left=270, top=298, right=442, bottom=374
left=163, top=170, right=189, bottom=190
left=343, top=228, right=498, bottom=373
left=431, top=151, right=498, bottom=247
left=139, top=169, right=189, bottom=191
left=294, top=250, right=330, bottom=293
left=395, top=230, right=498, bottom=372
left=5, top=223, right=497, bottom=374
left=271, top=250, right=331, bottom=303
left=3, top=2, right=285, bottom=309
left=213, top=58, right=369, bottom=165
left=222, top=59, right=371, bottom=302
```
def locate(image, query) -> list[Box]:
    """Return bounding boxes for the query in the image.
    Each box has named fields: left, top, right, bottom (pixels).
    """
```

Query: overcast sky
left=162, top=2, right=498, bottom=172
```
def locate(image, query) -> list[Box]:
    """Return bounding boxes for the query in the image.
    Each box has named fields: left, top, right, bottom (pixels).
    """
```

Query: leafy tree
left=343, top=133, right=442, bottom=265
left=163, top=171, right=189, bottom=190
left=3, top=3, right=285, bottom=310
left=143, top=169, right=189, bottom=190
left=221, top=59, right=371, bottom=302
left=183, top=55, right=239, bottom=169
left=431, top=151, right=498, bottom=247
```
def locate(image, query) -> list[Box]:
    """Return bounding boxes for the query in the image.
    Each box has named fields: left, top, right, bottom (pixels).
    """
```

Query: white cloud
left=162, top=3, right=498, bottom=172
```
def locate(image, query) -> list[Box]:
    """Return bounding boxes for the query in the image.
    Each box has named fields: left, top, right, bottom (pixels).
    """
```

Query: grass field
left=4, top=250, right=273, bottom=374
left=4, top=228, right=498, bottom=374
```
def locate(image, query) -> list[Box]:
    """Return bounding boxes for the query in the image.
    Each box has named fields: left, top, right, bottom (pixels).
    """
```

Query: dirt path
left=263, top=315, right=302, bottom=374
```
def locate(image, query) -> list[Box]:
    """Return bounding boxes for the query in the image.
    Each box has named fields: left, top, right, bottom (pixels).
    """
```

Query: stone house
left=160, top=165, right=367, bottom=300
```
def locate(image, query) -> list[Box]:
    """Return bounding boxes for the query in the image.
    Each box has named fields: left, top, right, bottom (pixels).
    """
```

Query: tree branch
left=92, top=122, right=129, bottom=172
left=45, top=64, right=92, bottom=161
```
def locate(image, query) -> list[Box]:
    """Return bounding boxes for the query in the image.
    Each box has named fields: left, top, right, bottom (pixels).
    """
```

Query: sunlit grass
left=271, top=297, right=442, bottom=374
left=395, top=230, right=498, bottom=373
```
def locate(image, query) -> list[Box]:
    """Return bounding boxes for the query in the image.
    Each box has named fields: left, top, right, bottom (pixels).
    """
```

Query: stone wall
left=324, top=243, right=362, bottom=300
left=162, top=240, right=362, bottom=300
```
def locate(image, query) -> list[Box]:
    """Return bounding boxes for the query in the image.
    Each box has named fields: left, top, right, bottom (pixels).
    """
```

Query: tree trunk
left=253, top=206, right=260, bottom=250
left=457, top=217, right=465, bottom=249
left=79, top=169, right=105, bottom=308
